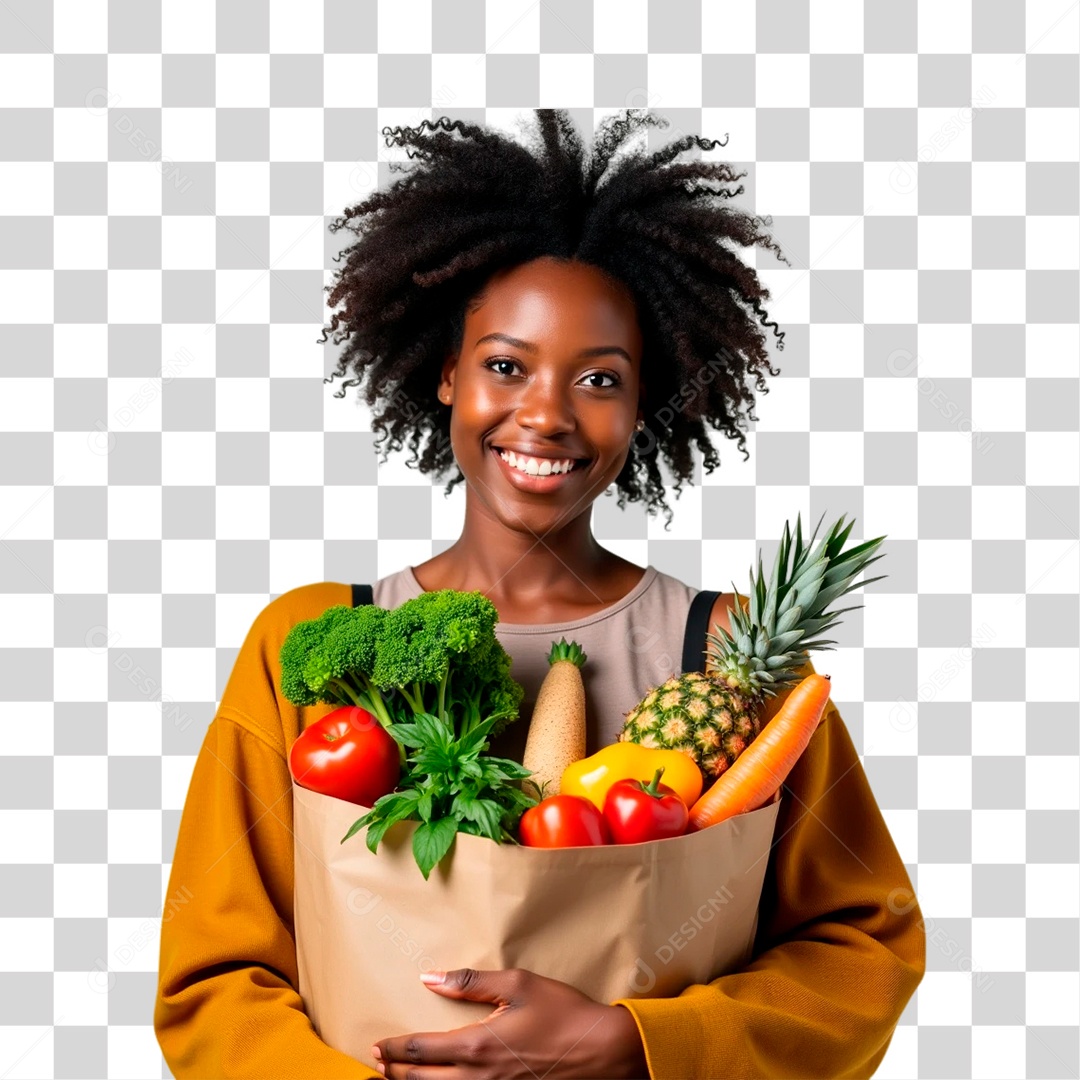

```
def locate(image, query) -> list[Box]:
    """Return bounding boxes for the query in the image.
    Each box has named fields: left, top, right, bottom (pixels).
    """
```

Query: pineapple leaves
left=811, top=581, right=854, bottom=611
left=823, top=535, right=887, bottom=573
left=763, top=538, right=786, bottom=631
left=764, top=652, right=801, bottom=669
left=775, top=604, right=803, bottom=635
left=802, top=511, right=834, bottom=568
left=837, top=575, right=888, bottom=596
left=748, top=567, right=768, bottom=628
left=767, top=629, right=805, bottom=653
left=793, top=613, right=846, bottom=637
left=823, top=602, right=866, bottom=620
left=776, top=520, right=792, bottom=586
left=791, top=556, right=828, bottom=594
left=776, top=588, right=799, bottom=617
left=819, top=552, right=887, bottom=594
left=824, top=514, right=856, bottom=560
left=798, top=638, right=839, bottom=651
left=707, top=513, right=887, bottom=698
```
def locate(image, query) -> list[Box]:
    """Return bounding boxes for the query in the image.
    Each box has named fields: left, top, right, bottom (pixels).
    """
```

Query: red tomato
left=289, top=706, right=401, bottom=807
left=518, top=794, right=611, bottom=848
left=603, top=768, right=689, bottom=844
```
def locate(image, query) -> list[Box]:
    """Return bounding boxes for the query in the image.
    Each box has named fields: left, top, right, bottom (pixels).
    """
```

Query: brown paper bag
left=293, top=778, right=781, bottom=1070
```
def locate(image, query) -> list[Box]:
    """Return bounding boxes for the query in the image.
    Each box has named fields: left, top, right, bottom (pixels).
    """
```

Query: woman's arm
left=611, top=659, right=926, bottom=1078
left=154, top=591, right=379, bottom=1079
left=155, top=714, right=379, bottom=1079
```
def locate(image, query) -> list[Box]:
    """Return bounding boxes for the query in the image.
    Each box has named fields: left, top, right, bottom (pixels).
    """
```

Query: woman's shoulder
left=642, top=569, right=741, bottom=644
left=250, top=582, right=358, bottom=641
left=214, top=583, right=357, bottom=757
left=371, top=566, right=423, bottom=609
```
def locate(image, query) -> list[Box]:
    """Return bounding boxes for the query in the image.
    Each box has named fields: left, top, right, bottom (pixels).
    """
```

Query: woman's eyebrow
left=473, top=332, right=632, bottom=364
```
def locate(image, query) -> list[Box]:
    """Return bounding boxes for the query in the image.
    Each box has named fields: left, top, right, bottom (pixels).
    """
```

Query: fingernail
left=370, top=1045, right=381, bottom=1059
left=375, top=1065, right=385, bottom=1076
left=420, top=969, right=446, bottom=984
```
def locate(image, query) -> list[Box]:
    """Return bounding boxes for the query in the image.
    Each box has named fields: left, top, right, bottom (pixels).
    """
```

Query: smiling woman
left=321, top=109, right=789, bottom=534
left=431, top=256, right=648, bottom=583
left=317, top=109, right=792, bottom=629
left=154, top=108, right=925, bottom=1080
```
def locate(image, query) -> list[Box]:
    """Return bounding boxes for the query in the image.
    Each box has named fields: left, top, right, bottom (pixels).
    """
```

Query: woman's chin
left=468, top=484, right=591, bottom=534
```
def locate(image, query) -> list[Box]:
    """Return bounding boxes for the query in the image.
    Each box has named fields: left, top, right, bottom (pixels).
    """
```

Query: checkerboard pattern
left=1, top=1, right=1078, bottom=1077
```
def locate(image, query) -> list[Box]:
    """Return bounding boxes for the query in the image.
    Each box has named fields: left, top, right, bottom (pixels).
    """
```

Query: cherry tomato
left=518, top=794, right=612, bottom=848
left=603, top=767, right=689, bottom=844
left=288, top=706, right=401, bottom=807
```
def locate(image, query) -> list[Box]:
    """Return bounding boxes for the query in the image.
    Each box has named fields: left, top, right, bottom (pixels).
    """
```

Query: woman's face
left=438, top=256, right=646, bottom=537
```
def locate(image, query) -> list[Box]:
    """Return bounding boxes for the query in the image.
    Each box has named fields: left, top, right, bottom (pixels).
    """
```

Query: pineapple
left=619, top=512, right=886, bottom=780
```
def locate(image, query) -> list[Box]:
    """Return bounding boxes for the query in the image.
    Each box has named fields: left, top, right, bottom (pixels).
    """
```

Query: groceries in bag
left=561, top=740, right=703, bottom=813
left=285, top=510, right=881, bottom=1068
left=618, top=511, right=885, bottom=782
left=288, top=706, right=401, bottom=807
left=280, top=510, right=886, bottom=874
left=520, top=638, right=588, bottom=798
left=688, top=671, right=833, bottom=830
left=279, top=589, right=537, bottom=878
left=518, top=794, right=612, bottom=847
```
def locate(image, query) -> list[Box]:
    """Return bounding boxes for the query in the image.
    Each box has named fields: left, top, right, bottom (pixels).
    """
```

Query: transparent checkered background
left=1, top=1, right=1078, bottom=1077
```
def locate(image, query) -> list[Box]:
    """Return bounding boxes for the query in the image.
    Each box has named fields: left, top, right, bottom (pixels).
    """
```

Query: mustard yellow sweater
left=155, top=582, right=925, bottom=1079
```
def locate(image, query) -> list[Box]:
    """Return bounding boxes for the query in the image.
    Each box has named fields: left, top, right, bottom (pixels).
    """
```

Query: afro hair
left=320, top=108, right=789, bottom=529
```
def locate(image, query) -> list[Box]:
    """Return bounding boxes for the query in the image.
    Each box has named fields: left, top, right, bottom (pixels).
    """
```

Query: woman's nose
left=514, top=379, right=575, bottom=432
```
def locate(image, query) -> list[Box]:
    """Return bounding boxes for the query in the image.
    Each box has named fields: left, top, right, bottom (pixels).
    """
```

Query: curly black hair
left=319, top=109, right=788, bottom=530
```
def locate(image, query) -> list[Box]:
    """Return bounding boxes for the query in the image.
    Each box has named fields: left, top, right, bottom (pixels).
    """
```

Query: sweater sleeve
left=154, top=592, right=379, bottom=1079
left=611, top=660, right=926, bottom=1080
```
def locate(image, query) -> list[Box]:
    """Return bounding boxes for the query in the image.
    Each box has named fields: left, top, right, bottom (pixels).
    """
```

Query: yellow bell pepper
left=560, top=742, right=703, bottom=813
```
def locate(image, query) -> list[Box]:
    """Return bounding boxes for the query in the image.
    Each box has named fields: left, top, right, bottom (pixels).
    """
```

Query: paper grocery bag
left=293, top=778, right=781, bottom=1070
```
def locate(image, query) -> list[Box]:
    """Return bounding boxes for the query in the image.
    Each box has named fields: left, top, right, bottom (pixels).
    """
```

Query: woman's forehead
left=463, top=259, right=643, bottom=352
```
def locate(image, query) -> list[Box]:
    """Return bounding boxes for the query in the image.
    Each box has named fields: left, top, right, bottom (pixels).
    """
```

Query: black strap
left=682, top=590, right=720, bottom=674
left=351, top=583, right=373, bottom=608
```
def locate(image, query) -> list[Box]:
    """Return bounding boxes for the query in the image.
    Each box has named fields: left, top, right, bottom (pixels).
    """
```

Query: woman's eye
left=484, top=358, right=519, bottom=377
left=581, top=371, right=620, bottom=389
left=483, top=358, right=620, bottom=389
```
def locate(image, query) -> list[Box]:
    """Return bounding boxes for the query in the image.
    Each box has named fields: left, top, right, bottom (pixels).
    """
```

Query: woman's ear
left=438, top=354, right=457, bottom=405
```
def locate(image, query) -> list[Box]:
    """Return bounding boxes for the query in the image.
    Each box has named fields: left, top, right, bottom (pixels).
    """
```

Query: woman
left=155, top=109, right=925, bottom=1079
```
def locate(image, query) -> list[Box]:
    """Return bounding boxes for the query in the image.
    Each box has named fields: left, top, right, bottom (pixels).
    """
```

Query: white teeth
left=498, top=450, right=576, bottom=476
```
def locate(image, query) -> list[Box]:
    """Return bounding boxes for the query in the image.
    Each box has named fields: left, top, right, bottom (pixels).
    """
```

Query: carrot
left=521, top=639, right=588, bottom=798
left=686, top=672, right=832, bottom=831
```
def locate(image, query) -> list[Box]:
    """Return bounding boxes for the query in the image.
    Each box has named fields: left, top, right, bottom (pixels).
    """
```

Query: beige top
left=372, top=564, right=701, bottom=763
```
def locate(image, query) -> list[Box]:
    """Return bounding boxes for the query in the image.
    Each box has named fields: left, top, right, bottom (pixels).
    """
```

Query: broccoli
left=370, top=589, right=523, bottom=738
left=278, top=590, right=524, bottom=739
left=282, top=590, right=536, bottom=878
left=279, top=603, right=397, bottom=728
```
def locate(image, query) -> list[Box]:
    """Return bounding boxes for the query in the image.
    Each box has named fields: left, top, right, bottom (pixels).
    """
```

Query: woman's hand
left=371, top=967, right=649, bottom=1079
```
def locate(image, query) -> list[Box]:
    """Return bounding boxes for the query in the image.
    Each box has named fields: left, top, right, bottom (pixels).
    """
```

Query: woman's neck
left=411, top=502, right=632, bottom=615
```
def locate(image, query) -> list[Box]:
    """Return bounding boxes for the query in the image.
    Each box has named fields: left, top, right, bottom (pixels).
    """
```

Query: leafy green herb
left=341, top=713, right=539, bottom=879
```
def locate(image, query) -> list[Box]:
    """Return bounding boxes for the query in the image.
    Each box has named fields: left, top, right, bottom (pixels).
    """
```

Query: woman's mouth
left=490, top=446, right=589, bottom=492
